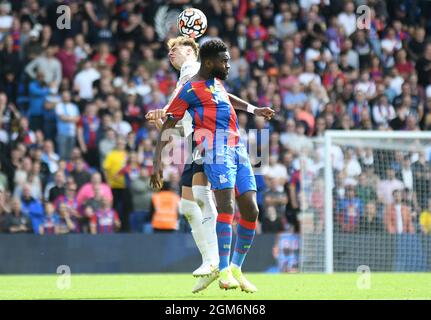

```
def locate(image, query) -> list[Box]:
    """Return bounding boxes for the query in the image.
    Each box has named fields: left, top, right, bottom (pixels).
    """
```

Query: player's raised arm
left=227, top=93, right=275, bottom=120
left=150, top=116, right=180, bottom=191
left=145, top=78, right=191, bottom=123
left=150, top=85, right=191, bottom=190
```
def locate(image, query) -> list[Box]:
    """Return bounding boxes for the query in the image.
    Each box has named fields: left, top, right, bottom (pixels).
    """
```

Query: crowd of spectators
left=304, top=148, right=431, bottom=235
left=1, top=0, right=431, bottom=236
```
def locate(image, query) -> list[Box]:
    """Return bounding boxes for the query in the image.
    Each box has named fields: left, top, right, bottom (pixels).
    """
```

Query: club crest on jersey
left=219, top=174, right=228, bottom=184
left=205, top=85, right=217, bottom=94
left=206, top=85, right=229, bottom=105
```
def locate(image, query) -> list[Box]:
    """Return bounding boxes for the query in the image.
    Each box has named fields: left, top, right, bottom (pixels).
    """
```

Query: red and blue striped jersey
left=42, top=215, right=59, bottom=234
left=78, top=115, right=100, bottom=148
left=91, top=208, right=119, bottom=234
left=166, top=78, right=240, bottom=150
left=54, top=195, right=80, bottom=233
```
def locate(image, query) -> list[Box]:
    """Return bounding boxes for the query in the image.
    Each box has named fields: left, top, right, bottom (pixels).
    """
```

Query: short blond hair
left=167, top=36, right=199, bottom=57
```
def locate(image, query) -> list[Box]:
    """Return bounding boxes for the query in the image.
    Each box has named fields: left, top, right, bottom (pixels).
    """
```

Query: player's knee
left=218, top=198, right=235, bottom=215
left=240, top=206, right=259, bottom=223
left=179, top=198, right=201, bottom=222
left=249, top=205, right=259, bottom=222
left=192, top=185, right=217, bottom=216
left=239, top=191, right=259, bottom=221
left=192, top=185, right=210, bottom=206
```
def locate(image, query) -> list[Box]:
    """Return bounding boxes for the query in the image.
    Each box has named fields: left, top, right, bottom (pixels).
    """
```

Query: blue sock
left=216, top=213, right=233, bottom=271
left=231, top=219, right=256, bottom=269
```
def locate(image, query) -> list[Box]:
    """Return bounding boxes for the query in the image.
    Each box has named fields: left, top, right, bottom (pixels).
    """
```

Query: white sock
left=192, top=185, right=219, bottom=265
left=179, top=198, right=208, bottom=264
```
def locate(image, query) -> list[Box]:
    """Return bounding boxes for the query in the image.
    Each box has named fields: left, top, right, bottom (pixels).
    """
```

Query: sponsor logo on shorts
left=219, top=174, right=228, bottom=184
left=202, top=217, right=211, bottom=224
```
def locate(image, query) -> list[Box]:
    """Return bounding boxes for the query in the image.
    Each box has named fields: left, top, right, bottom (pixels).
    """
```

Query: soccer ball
left=177, top=8, right=207, bottom=39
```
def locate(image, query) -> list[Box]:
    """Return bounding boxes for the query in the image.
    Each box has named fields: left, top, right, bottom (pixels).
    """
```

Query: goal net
left=299, top=131, right=431, bottom=273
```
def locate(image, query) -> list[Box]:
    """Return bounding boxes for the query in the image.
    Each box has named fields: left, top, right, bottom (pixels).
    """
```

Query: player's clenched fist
left=254, top=107, right=275, bottom=121
left=150, top=170, right=164, bottom=191
left=145, top=109, right=166, bottom=121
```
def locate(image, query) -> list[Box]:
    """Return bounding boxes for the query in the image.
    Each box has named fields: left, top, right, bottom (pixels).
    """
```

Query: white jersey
left=176, top=60, right=200, bottom=137
left=179, top=60, right=201, bottom=84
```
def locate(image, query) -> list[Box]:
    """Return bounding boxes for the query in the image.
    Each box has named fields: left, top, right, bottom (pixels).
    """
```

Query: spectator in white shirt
left=337, top=1, right=357, bottom=37
left=360, top=148, right=374, bottom=166
left=401, top=156, right=413, bottom=190
left=381, top=28, right=402, bottom=55
left=305, top=38, right=322, bottom=62
left=377, top=168, right=405, bottom=205
left=299, top=60, right=322, bottom=88
left=262, top=155, right=288, bottom=189
left=0, top=2, right=13, bottom=41
left=372, top=94, right=396, bottom=128
left=73, top=60, right=100, bottom=100
left=41, top=140, right=60, bottom=174
left=343, top=148, right=362, bottom=178
left=317, top=144, right=344, bottom=172
left=355, top=71, right=376, bottom=100
left=111, top=110, right=132, bottom=138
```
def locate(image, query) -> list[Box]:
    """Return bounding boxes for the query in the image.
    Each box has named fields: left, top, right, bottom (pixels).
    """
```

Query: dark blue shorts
left=180, top=133, right=204, bottom=188
left=180, top=161, right=204, bottom=188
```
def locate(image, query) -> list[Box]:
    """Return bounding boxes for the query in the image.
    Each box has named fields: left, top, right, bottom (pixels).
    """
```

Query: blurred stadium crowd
left=0, top=0, right=431, bottom=235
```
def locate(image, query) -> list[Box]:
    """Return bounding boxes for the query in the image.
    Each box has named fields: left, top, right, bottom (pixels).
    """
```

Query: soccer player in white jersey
left=146, top=36, right=274, bottom=293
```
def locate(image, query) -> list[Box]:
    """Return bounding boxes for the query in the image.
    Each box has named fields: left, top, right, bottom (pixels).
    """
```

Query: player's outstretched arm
left=150, top=117, right=179, bottom=191
left=150, top=83, right=189, bottom=189
left=228, top=93, right=275, bottom=120
left=145, top=81, right=188, bottom=123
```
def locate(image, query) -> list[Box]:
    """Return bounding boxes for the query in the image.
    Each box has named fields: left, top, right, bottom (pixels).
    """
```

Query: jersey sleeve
left=179, top=61, right=199, bottom=85
left=165, top=85, right=191, bottom=120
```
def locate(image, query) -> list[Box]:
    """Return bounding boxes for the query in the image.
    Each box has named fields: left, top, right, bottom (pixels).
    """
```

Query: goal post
left=324, top=132, right=333, bottom=274
left=299, top=130, right=431, bottom=273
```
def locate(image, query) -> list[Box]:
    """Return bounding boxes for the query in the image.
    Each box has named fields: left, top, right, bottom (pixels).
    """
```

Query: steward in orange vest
left=151, top=183, right=180, bottom=232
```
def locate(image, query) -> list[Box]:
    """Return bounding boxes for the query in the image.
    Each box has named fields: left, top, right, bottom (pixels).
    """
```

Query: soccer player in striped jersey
left=151, top=39, right=265, bottom=293
left=146, top=36, right=273, bottom=293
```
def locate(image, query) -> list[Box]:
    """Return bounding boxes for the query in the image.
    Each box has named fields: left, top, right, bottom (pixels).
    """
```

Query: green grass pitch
left=0, top=273, right=430, bottom=300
